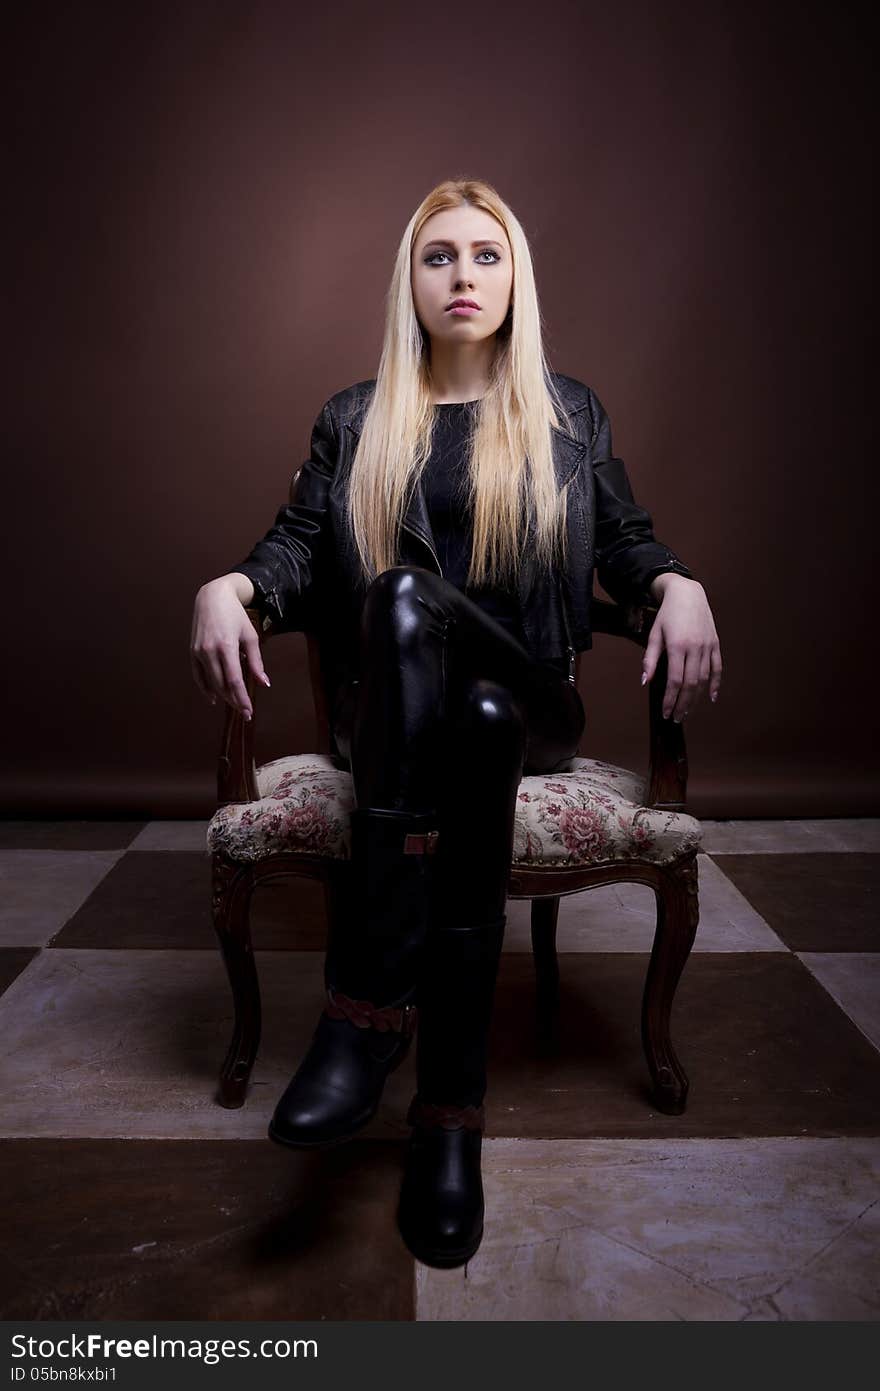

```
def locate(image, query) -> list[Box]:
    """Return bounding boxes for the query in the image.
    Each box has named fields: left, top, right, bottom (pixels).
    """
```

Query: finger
left=190, top=654, right=218, bottom=705
left=641, top=627, right=663, bottom=685
left=663, top=644, right=685, bottom=719
left=672, top=647, right=703, bottom=722
left=709, top=643, right=723, bottom=703
left=689, top=645, right=712, bottom=715
left=217, top=644, right=253, bottom=720
left=191, top=649, right=221, bottom=704
left=201, top=650, right=230, bottom=706
left=240, top=630, right=271, bottom=689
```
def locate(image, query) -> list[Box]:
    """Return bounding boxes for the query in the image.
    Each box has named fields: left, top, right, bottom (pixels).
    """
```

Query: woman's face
left=411, top=206, right=513, bottom=347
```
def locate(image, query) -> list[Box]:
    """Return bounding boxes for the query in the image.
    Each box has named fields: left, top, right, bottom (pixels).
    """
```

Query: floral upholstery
left=206, top=753, right=701, bottom=868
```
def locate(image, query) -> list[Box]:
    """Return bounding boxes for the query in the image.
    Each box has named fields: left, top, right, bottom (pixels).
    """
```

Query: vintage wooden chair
left=207, top=596, right=702, bottom=1116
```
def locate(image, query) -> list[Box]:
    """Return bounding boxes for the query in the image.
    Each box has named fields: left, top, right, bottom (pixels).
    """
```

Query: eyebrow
left=422, top=239, right=504, bottom=250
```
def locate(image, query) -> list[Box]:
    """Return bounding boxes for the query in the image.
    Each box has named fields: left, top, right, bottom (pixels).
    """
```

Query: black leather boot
left=268, top=807, right=439, bottom=1149
left=397, top=914, right=506, bottom=1267
left=398, top=1097, right=487, bottom=1267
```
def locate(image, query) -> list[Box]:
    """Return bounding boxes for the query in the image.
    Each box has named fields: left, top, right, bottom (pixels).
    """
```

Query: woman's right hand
left=190, top=577, right=271, bottom=720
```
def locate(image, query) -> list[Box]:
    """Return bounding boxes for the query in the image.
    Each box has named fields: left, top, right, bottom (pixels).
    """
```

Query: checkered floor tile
left=1, top=818, right=878, bottom=1320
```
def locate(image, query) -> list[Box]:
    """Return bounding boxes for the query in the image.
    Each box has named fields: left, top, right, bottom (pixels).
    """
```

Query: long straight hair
left=346, top=178, right=575, bottom=589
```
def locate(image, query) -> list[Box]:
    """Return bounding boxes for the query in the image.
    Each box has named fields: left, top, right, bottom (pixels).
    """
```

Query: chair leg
left=530, top=896, right=561, bottom=1035
left=211, top=854, right=261, bottom=1108
left=642, top=853, right=700, bottom=1114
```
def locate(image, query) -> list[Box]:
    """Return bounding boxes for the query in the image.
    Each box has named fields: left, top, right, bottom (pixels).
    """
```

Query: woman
left=190, top=178, right=722, bottom=1269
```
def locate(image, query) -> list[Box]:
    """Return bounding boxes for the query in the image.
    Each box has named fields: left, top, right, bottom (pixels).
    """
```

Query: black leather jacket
left=230, top=372, right=694, bottom=710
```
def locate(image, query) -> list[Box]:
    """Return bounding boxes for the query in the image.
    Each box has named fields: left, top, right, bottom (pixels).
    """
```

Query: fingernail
left=640, top=672, right=647, bottom=686
left=710, top=691, right=718, bottom=702
left=244, top=711, right=252, bottom=722
left=262, top=675, right=271, bottom=688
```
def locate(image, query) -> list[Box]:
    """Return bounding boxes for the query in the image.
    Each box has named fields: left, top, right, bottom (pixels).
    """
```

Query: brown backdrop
left=6, top=0, right=875, bottom=818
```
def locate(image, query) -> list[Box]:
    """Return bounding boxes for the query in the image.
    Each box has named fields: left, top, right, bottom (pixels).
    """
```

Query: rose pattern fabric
left=206, top=753, right=701, bottom=867
left=208, top=756, right=351, bottom=864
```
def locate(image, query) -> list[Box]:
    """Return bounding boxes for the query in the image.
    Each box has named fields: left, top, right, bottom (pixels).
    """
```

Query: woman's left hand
left=641, top=575, right=722, bottom=721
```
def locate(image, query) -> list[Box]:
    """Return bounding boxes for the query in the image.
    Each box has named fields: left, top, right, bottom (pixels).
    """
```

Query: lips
left=446, top=299, right=480, bottom=310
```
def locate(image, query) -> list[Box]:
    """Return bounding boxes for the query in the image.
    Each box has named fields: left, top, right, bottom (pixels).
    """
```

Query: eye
left=425, top=250, right=501, bottom=266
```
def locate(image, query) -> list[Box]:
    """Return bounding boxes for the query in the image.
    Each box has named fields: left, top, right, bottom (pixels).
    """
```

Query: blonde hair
left=346, top=177, right=575, bottom=589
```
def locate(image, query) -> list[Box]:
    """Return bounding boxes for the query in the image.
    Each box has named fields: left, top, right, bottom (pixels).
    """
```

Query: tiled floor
left=0, top=819, right=878, bottom=1320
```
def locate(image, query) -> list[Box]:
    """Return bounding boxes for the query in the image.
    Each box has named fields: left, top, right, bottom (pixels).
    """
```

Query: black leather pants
left=330, top=566, right=586, bottom=921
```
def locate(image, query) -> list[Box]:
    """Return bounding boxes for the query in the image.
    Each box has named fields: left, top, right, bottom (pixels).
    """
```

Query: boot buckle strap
left=326, top=990, right=418, bottom=1036
left=403, top=829, right=440, bottom=855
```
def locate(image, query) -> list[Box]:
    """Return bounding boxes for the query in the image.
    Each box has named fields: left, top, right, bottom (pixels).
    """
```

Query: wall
left=5, top=0, right=875, bottom=817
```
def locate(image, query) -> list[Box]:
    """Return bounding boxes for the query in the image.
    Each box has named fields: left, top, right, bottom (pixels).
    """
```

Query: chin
left=440, top=320, right=488, bottom=334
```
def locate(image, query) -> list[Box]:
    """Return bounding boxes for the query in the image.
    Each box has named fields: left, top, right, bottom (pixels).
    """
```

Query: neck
left=427, top=338, right=494, bottom=404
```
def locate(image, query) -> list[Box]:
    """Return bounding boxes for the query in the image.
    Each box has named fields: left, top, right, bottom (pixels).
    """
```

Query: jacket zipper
left=558, top=573, right=577, bottom=684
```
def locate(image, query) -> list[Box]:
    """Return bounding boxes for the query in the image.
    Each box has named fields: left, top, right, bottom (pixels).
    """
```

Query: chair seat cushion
left=206, top=754, right=701, bottom=867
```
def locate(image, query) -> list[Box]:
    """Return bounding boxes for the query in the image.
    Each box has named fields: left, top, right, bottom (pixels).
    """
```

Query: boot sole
left=397, top=1219, right=485, bottom=1269
left=267, top=1115, right=372, bottom=1150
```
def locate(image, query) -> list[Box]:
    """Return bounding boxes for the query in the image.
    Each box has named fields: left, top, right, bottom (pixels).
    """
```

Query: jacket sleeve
left=586, top=387, right=696, bottom=606
left=228, top=397, right=338, bottom=632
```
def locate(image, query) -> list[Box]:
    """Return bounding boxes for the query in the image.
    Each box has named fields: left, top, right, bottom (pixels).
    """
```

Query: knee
left=364, top=565, right=436, bottom=607
left=460, top=679, right=526, bottom=748
left=360, top=566, right=439, bottom=640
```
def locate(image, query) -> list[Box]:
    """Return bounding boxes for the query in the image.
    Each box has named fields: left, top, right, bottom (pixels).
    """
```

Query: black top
left=422, top=401, right=529, bottom=647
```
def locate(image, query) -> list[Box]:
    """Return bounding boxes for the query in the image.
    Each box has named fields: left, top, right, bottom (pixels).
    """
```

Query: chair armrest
left=216, top=607, right=279, bottom=808
left=589, top=597, right=689, bottom=812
